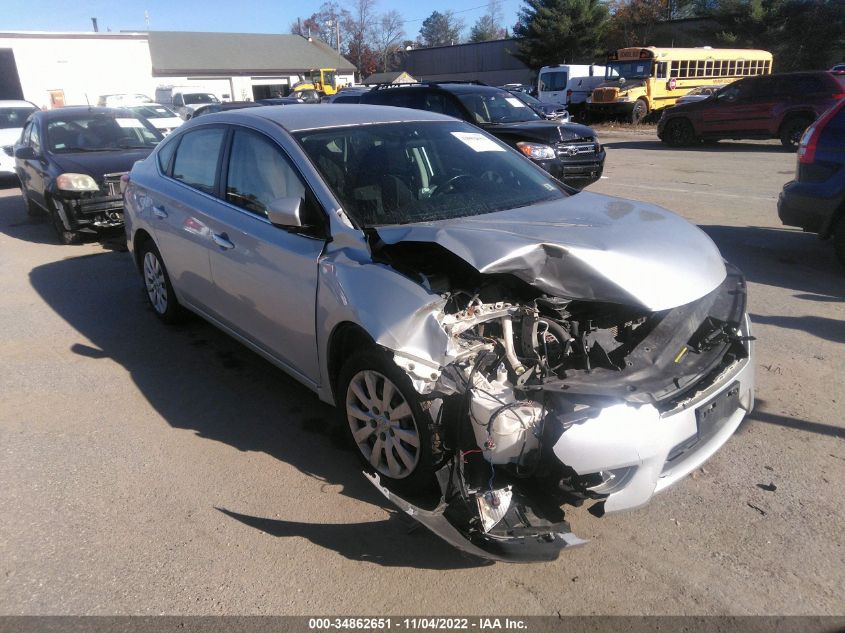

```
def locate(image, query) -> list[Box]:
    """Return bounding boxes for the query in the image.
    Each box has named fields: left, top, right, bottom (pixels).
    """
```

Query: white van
left=538, top=64, right=606, bottom=109
left=154, top=86, right=222, bottom=120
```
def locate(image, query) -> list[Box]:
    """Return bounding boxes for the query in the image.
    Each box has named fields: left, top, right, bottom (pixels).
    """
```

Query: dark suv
left=658, top=71, right=845, bottom=150
left=361, top=82, right=605, bottom=187
left=778, top=98, right=845, bottom=267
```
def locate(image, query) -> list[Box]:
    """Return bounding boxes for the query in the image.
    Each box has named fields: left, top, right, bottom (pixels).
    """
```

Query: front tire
left=20, top=185, right=41, bottom=217
left=47, top=198, right=81, bottom=245
left=337, top=349, right=435, bottom=494
left=139, top=240, right=183, bottom=323
left=662, top=118, right=697, bottom=147
left=631, top=99, right=649, bottom=124
left=780, top=116, right=813, bottom=151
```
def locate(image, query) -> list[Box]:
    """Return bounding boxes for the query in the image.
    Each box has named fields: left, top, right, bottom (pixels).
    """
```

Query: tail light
left=798, top=99, right=845, bottom=164
left=566, top=89, right=572, bottom=102
left=120, top=173, right=130, bottom=195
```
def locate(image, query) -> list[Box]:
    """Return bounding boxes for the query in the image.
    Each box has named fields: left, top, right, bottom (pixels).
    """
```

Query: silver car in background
left=123, top=105, right=755, bottom=561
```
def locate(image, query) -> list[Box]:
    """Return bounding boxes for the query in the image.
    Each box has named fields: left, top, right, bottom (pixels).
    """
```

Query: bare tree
left=347, top=0, right=378, bottom=79
left=373, top=10, right=405, bottom=72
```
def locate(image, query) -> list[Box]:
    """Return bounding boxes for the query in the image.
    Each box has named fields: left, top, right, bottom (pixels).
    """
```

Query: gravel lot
left=0, top=129, right=842, bottom=616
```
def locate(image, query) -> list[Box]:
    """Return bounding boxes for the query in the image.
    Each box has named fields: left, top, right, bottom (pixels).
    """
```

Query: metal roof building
left=402, top=39, right=532, bottom=86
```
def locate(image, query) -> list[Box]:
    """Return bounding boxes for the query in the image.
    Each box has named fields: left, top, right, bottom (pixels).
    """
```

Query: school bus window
left=670, top=61, right=679, bottom=78
left=705, top=60, right=713, bottom=76
left=656, top=62, right=667, bottom=79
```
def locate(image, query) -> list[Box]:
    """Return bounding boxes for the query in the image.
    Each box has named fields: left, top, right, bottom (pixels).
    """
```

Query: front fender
left=315, top=248, right=450, bottom=405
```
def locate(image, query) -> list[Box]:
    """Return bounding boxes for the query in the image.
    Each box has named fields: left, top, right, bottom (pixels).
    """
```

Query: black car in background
left=4, top=106, right=162, bottom=244
left=190, top=101, right=262, bottom=118
left=361, top=82, right=605, bottom=187
left=778, top=98, right=845, bottom=267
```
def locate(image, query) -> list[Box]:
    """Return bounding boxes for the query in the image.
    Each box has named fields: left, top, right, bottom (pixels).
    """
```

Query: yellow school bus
left=587, top=47, right=773, bottom=123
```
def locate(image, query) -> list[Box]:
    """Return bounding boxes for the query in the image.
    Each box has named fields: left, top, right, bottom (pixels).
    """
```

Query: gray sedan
left=123, top=105, right=755, bottom=561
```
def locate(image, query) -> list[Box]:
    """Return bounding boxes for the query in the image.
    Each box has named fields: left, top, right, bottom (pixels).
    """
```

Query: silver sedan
left=123, top=105, right=755, bottom=561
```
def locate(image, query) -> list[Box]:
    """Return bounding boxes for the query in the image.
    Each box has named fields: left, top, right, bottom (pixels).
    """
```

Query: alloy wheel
left=143, top=251, right=168, bottom=314
left=346, top=369, right=420, bottom=479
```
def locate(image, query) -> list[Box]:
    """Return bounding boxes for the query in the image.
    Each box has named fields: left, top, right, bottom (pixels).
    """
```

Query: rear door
left=538, top=69, right=568, bottom=105
left=203, top=126, right=325, bottom=383
left=149, top=125, right=226, bottom=313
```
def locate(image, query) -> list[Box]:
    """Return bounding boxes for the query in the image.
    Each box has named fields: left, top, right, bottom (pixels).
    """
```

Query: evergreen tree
left=513, top=0, right=610, bottom=68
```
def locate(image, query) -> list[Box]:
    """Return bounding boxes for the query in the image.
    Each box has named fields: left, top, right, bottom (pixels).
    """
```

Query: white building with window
left=0, top=30, right=356, bottom=108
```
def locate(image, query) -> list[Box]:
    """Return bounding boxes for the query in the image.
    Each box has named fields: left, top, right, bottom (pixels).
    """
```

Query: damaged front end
left=360, top=229, right=754, bottom=562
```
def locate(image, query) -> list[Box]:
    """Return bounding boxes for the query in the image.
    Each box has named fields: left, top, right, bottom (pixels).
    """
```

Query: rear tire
left=833, top=215, right=845, bottom=270
left=139, top=240, right=183, bottom=324
left=662, top=118, right=697, bottom=147
left=780, top=116, right=813, bottom=151
left=337, top=348, right=436, bottom=494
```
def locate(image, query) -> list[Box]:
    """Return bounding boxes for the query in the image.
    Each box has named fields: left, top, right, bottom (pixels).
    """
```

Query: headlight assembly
left=516, top=142, right=556, bottom=160
left=56, top=173, right=99, bottom=192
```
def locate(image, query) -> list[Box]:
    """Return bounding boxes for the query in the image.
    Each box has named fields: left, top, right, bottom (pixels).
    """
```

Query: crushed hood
left=375, top=192, right=726, bottom=311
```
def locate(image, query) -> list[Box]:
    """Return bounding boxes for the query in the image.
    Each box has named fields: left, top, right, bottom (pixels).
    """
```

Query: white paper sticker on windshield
left=451, top=132, right=505, bottom=152
left=505, top=97, right=527, bottom=108
left=115, top=118, right=144, bottom=128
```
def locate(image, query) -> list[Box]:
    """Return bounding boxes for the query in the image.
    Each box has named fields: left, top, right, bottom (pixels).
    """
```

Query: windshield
left=295, top=121, right=567, bottom=227
left=512, top=92, right=542, bottom=107
left=128, top=104, right=178, bottom=119
left=539, top=71, right=568, bottom=92
left=606, top=60, right=653, bottom=80
left=457, top=91, right=541, bottom=124
left=46, top=115, right=162, bottom=153
left=0, top=106, right=37, bottom=129
left=184, top=93, right=219, bottom=105
left=322, top=70, right=337, bottom=88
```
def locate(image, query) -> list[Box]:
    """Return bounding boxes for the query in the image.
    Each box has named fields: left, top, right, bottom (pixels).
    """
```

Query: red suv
left=658, top=71, right=845, bottom=150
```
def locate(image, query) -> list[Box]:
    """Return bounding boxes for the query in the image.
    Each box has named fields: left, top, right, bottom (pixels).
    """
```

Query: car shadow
left=603, top=139, right=790, bottom=153
left=700, top=225, right=845, bottom=300
left=739, top=399, right=845, bottom=439
left=28, top=251, right=489, bottom=569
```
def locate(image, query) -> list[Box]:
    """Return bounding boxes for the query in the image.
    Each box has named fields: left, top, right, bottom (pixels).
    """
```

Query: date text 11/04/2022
left=308, top=618, right=528, bottom=629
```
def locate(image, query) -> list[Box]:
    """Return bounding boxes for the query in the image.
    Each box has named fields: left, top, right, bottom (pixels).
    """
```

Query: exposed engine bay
left=364, top=234, right=753, bottom=562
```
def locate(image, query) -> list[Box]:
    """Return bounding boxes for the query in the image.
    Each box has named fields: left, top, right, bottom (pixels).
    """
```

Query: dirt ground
left=0, top=129, right=842, bottom=616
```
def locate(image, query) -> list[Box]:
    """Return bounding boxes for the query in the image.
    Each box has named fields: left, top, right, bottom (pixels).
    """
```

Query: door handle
left=211, top=232, right=235, bottom=250
left=153, top=205, right=168, bottom=219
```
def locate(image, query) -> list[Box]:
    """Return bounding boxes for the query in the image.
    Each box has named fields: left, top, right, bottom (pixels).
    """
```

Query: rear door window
left=171, top=127, right=226, bottom=194
left=539, top=71, right=568, bottom=91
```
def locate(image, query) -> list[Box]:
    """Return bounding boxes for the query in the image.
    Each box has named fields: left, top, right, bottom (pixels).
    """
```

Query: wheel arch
left=132, top=228, right=155, bottom=272
left=778, top=110, right=816, bottom=134
left=327, top=321, right=377, bottom=401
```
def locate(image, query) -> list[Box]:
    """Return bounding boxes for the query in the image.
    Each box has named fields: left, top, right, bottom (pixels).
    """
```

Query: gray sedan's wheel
left=139, top=241, right=182, bottom=324
left=338, top=349, right=435, bottom=493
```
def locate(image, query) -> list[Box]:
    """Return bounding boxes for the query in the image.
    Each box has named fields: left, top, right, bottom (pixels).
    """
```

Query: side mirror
left=14, top=146, right=36, bottom=160
left=2, top=145, right=13, bottom=157
left=266, top=196, right=303, bottom=228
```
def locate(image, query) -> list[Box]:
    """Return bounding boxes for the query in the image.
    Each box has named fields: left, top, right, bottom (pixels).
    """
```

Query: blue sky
left=3, top=0, right=525, bottom=40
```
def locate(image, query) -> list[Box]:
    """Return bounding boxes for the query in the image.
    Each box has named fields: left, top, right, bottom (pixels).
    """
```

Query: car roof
left=202, top=104, right=457, bottom=132
left=0, top=100, right=38, bottom=109
left=37, top=106, right=137, bottom=120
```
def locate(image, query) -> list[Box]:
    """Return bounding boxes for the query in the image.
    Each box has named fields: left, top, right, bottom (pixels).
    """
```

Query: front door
left=205, top=127, right=325, bottom=383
